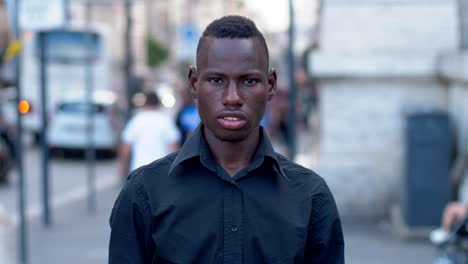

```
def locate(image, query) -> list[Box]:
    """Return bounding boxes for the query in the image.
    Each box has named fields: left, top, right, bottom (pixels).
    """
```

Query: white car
left=47, top=91, right=123, bottom=156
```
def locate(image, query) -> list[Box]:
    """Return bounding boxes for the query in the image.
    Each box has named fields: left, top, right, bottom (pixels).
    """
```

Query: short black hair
left=143, top=91, right=160, bottom=106
left=196, top=16, right=269, bottom=68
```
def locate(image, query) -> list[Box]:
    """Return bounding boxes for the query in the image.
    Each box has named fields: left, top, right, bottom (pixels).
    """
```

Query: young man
left=109, top=16, right=344, bottom=263
left=118, top=90, right=180, bottom=178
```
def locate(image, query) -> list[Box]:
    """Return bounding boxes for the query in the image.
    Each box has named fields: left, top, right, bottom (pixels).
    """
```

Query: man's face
left=189, top=37, right=277, bottom=142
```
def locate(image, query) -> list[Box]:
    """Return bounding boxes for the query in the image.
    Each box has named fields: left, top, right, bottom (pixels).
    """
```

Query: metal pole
left=124, top=0, right=133, bottom=122
left=39, top=31, right=51, bottom=226
left=85, top=1, right=96, bottom=213
left=287, top=0, right=297, bottom=160
left=13, top=0, right=28, bottom=261
left=458, top=0, right=468, bottom=49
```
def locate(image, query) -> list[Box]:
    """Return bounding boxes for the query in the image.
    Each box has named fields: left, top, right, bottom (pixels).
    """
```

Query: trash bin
left=402, top=110, right=451, bottom=227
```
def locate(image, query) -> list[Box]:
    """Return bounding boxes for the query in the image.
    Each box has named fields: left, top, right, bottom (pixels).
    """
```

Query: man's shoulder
left=151, top=110, right=173, bottom=120
left=127, top=151, right=179, bottom=183
left=124, top=112, right=146, bottom=129
left=121, top=151, right=183, bottom=207
left=275, top=153, right=327, bottom=188
left=274, top=153, right=336, bottom=206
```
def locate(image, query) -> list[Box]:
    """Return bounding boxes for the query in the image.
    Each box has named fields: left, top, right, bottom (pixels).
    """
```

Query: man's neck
left=142, top=105, right=159, bottom=111
left=203, top=127, right=260, bottom=177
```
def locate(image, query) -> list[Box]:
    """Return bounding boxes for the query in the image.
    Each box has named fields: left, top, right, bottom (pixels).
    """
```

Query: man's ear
left=267, top=68, right=277, bottom=101
left=188, top=66, right=198, bottom=100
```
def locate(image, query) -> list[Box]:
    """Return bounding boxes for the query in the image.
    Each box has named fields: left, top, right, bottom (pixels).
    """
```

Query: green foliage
left=146, top=34, right=169, bottom=68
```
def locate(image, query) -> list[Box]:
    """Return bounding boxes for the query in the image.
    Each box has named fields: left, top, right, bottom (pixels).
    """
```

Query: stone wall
left=315, top=78, right=448, bottom=219
left=309, top=0, right=458, bottom=220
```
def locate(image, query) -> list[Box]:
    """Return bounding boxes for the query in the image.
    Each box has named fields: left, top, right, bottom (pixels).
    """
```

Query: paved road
left=0, top=145, right=118, bottom=222
left=28, top=185, right=120, bottom=264
left=345, top=223, right=437, bottom=263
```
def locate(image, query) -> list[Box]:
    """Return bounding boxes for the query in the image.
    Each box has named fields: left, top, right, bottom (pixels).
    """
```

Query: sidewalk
left=28, top=186, right=120, bottom=264
left=23, top=183, right=437, bottom=264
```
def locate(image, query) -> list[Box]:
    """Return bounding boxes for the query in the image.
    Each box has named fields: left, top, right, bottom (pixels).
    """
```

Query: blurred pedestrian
left=118, top=90, right=179, bottom=179
left=439, top=141, right=468, bottom=231
left=268, top=87, right=290, bottom=144
left=175, top=86, right=200, bottom=145
left=442, top=201, right=468, bottom=231
left=109, top=15, right=344, bottom=263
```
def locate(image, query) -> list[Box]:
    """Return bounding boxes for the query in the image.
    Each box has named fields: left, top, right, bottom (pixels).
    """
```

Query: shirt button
left=231, top=225, right=238, bottom=232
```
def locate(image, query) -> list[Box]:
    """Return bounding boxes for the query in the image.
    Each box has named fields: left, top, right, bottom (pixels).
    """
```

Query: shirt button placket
left=223, top=184, right=243, bottom=264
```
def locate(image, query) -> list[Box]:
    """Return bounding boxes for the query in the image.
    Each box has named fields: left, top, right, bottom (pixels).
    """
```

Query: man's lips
left=217, top=112, right=247, bottom=130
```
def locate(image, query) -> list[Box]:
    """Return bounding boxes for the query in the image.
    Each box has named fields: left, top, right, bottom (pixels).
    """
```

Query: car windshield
left=58, top=102, right=106, bottom=113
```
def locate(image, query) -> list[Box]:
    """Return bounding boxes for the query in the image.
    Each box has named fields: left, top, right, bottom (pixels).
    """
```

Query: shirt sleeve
left=109, top=175, right=154, bottom=263
left=304, top=178, right=345, bottom=263
left=121, top=117, right=137, bottom=144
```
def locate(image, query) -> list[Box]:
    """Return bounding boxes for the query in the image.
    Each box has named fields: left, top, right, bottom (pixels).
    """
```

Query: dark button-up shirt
left=109, top=126, right=344, bottom=263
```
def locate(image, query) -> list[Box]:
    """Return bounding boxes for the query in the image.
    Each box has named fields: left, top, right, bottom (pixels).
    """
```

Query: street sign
left=19, top=0, right=66, bottom=31
left=3, top=41, right=22, bottom=62
left=41, top=30, right=101, bottom=64
left=176, top=23, right=200, bottom=61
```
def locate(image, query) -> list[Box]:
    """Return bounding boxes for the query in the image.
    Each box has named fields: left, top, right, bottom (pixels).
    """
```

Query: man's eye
left=243, top=79, right=258, bottom=85
left=209, top=78, right=222, bottom=84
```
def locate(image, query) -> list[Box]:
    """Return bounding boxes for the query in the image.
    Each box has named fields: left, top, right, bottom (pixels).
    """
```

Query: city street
left=0, top=144, right=439, bottom=264
left=0, top=0, right=466, bottom=263
left=0, top=143, right=118, bottom=222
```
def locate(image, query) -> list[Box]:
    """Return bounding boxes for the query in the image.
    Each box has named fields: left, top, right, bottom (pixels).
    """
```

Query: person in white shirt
left=119, top=90, right=180, bottom=178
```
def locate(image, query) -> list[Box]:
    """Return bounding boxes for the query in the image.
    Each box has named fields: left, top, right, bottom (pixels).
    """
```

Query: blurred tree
left=146, top=34, right=169, bottom=68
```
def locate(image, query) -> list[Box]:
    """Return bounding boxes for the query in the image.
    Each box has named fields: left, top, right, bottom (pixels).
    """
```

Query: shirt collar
left=169, top=125, right=289, bottom=181
left=169, top=124, right=204, bottom=174
left=260, top=128, right=289, bottom=181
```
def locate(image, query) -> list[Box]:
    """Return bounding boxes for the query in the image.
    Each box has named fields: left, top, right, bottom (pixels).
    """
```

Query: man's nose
left=222, top=81, right=242, bottom=106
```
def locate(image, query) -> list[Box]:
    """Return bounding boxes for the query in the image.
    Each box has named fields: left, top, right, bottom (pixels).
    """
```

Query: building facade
left=64, top=0, right=249, bottom=95
left=310, top=0, right=463, bottom=222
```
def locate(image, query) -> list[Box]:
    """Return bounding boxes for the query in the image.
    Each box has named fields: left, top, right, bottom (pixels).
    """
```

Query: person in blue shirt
left=175, top=87, right=200, bottom=145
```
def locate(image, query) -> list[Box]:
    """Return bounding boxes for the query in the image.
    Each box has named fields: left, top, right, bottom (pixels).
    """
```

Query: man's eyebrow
left=240, top=71, right=267, bottom=78
left=240, top=71, right=265, bottom=76
left=202, top=70, right=266, bottom=77
left=203, top=71, right=225, bottom=76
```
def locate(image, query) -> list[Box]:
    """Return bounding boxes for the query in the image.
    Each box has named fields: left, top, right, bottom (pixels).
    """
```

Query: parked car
left=0, top=106, right=14, bottom=183
left=0, top=136, right=13, bottom=183
left=47, top=91, right=123, bottom=157
left=0, top=87, right=40, bottom=144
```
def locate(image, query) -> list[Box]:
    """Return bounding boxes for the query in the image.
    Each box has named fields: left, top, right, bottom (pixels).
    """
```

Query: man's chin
left=215, top=132, right=247, bottom=143
left=203, top=125, right=256, bottom=143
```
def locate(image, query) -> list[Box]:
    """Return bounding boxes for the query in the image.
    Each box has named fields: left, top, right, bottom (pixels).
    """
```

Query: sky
left=245, top=0, right=290, bottom=32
